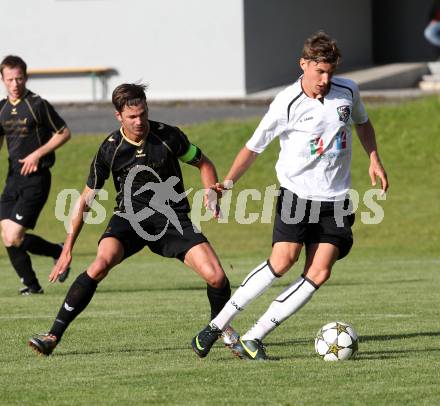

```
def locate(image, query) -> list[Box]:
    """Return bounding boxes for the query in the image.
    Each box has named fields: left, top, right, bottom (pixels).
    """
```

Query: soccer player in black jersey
left=0, top=55, right=71, bottom=294
left=28, top=83, right=235, bottom=356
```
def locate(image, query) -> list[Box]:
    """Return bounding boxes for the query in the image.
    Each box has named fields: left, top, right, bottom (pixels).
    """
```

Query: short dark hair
left=301, top=31, right=341, bottom=65
left=112, top=83, right=147, bottom=113
left=0, top=55, right=27, bottom=76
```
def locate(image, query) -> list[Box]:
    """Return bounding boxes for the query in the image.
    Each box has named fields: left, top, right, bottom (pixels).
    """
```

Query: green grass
left=0, top=97, right=439, bottom=405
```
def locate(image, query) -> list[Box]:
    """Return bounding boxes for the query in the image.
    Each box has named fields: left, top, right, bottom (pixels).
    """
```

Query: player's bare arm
left=19, top=127, right=71, bottom=176
left=221, top=146, right=259, bottom=189
left=355, top=119, right=389, bottom=194
left=49, top=185, right=95, bottom=283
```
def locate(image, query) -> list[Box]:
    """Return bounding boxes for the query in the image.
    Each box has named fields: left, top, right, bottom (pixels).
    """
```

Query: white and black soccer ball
left=314, top=321, right=358, bottom=361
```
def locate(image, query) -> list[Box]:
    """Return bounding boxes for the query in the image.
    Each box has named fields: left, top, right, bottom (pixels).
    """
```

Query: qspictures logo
left=116, top=165, right=192, bottom=241
left=54, top=165, right=387, bottom=240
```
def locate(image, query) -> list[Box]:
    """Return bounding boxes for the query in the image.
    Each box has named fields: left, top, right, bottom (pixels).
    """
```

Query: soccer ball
left=314, top=321, right=358, bottom=361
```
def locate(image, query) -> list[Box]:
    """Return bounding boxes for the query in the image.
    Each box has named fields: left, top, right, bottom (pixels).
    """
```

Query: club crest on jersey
left=337, top=105, right=350, bottom=123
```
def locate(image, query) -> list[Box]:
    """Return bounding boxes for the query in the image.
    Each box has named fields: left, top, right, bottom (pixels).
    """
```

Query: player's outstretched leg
left=28, top=271, right=98, bottom=356
left=22, top=235, right=70, bottom=282
left=6, top=245, right=43, bottom=294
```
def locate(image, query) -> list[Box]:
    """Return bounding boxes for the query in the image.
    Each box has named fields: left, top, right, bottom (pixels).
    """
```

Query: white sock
left=211, top=260, right=279, bottom=330
left=242, top=276, right=318, bottom=341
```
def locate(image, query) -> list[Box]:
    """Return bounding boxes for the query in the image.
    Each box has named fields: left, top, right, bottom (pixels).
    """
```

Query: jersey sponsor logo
left=335, top=128, right=347, bottom=150
left=15, top=213, right=24, bottom=220
left=310, top=137, right=324, bottom=155
left=11, top=108, right=17, bottom=115
left=337, top=105, right=351, bottom=123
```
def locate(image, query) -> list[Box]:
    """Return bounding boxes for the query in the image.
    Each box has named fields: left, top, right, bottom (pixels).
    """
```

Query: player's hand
left=19, top=151, right=41, bottom=176
left=204, top=181, right=234, bottom=219
left=204, top=187, right=222, bottom=219
left=49, top=249, right=72, bottom=283
left=210, top=180, right=233, bottom=193
left=369, top=158, right=388, bottom=195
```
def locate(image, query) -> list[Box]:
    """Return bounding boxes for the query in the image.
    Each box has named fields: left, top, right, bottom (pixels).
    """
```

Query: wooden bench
left=27, top=67, right=116, bottom=101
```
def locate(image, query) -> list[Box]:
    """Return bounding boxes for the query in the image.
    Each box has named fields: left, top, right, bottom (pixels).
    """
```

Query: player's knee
left=1, top=230, right=23, bottom=248
left=87, top=257, right=112, bottom=281
left=306, top=267, right=331, bottom=286
left=270, top=255, right=299, bottom=275
left=202, top=265, right=226, bottom=288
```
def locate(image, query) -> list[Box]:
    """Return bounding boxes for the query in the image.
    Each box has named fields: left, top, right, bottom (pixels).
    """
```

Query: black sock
left=49, top=271, right=98, bottom=341
left=207, top=277, right=231, bottom=320
left=21, top=234, right=62, bottom=258
left=6, top=246, right=41, bottom=290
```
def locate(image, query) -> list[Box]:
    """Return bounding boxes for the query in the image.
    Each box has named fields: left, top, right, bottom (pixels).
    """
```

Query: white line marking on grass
left=360, top=313, right=414, bottom=319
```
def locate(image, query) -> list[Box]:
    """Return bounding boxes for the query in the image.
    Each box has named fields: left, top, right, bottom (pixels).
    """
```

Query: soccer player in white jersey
left=192, top=31, right=388, bottom=360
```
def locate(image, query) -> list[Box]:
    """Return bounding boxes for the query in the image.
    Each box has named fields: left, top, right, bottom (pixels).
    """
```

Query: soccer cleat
left=28, top=333, right=58, bottom=356
left=191, top=324, right=222, bottom=358
left=19, top=286, right=44, bottom=295
left=55, top=243, right=70, bottom=283
left=231, top=338, right=268, bottom=361
left=222, top=325, right=240, bottom=346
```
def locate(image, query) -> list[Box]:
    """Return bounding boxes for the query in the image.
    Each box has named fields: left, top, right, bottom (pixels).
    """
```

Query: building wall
left=243, top=0, right=373, bottom=93
left=0, top=0, right=435, bottom=102
left=373, top=0, right=438, bottom=63
left=0, top=0, right=246, bottom=101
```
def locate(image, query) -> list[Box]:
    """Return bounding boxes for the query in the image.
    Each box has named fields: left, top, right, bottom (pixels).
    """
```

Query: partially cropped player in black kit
left=28, top=83, right=237, bottom=355
left=0, top=55, right=71, bottom=294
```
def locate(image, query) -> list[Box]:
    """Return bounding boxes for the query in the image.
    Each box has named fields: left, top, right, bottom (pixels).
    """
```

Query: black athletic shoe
left=191, top=324, right=222, bottom=358
left=231, top=338, right=267, bottom=360
left=55, top=243, right=70, bottom=283
left=28, top=333, right=58, bottom=356
left=19, top=286, right=44, bottom=295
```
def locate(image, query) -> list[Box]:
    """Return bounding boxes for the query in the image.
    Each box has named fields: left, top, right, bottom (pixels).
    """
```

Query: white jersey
left=246, top=76, right=368, bottom=201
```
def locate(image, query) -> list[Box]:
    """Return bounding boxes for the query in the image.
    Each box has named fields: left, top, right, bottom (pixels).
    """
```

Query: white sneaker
left=222, top=325, right=240, bottom=346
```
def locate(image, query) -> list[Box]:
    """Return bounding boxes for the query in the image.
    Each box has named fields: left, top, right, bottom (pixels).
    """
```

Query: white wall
left=0, top=0, right=246, bottom=101
left=1, top=0, right=381, bottom=102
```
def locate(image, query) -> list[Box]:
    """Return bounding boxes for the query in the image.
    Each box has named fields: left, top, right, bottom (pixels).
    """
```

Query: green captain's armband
left=179, top=143, right=202, bottom=164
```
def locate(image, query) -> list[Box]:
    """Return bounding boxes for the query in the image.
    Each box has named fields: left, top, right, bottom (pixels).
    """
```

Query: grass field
left=0, top=97, right=439, bottom=405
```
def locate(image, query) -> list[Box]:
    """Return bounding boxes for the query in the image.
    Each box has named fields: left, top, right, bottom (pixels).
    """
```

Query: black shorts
left=99, top=211, right=208, bottom=261
left=272, top=187, right=355, bottom=259
left=0, top=169, right=51, bottom=229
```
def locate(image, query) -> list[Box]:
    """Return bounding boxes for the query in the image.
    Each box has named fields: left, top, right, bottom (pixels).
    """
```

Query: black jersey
left=0, top=90, right=66, bottom=173
left=86, top=120, right=201, bottom=214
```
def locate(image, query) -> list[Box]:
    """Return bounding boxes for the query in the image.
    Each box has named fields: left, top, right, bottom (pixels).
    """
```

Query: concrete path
left=57, top=103, right=269, bottom=134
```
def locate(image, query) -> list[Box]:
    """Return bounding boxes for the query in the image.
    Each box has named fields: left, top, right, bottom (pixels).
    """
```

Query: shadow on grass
left=356, top=347, right=440, bottom=360
left=56, top=345, right=192, bottom=357
left=97, top=286, right=206, bottom=294
left=360, top=331, right=440, bottom=342
left=55, top=345, right=240, bottom=361
left=325, top=278, right=426, bottom=287
left=267, top=338, right=311, bottom=346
